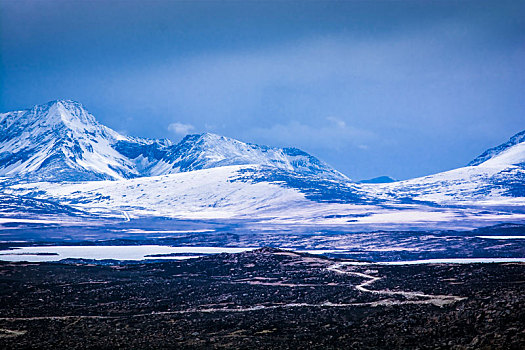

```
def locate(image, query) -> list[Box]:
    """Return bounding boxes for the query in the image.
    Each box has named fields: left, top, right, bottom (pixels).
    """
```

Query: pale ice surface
left=376, top=258, right=525, bottom=265
left=339, top=258, right=525, bottom=265
left=476, top=236, right=525, bottom=240
left=0, top=245, right=420, bottom=262
left=0, top=218, right=78, bottom=225
left=0, top=245, right=258, bottom=262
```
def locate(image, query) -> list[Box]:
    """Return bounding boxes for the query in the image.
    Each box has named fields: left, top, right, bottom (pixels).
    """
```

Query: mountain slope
left=363, top=130, right=525, bottom=203
left=0, top=100, right=140, bottom=181
left=6, top=165, right=308, bottom=220
left=7, top=164, right=524, bottom=229
left=469, top=130, right=525, bottom=167
left=147, top=133, right=348, bottom=180
left=0, top=100, right=348, bottom=182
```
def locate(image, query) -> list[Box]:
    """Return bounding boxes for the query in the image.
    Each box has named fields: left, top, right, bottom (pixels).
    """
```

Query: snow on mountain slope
left=362, top=131, right=525, bottom=204
left=7, top=164, right=365, bottom=221
left=469, top=130, right=525, bottom=167
left=363, top=165, right=524, bottom=203
left=7, top=165, right=312, bottom=219
left=112, top=136, right=173, bottom=176
left=0, top=100, right=348, bottom=182
left=0, top=100, right=140, bottom=181
left=147, top=133, right=349, bottom=180
left=7, top=165, right=525, bottom=228
left=0, top=191, right=85, bottom=218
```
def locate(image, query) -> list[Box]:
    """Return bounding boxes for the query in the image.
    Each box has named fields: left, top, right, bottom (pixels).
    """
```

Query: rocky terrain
left=0, top=248, right=523, bottom=349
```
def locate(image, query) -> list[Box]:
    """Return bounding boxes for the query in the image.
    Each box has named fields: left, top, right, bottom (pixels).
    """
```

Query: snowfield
left=6, top=163, right=525, bottom=228
left=362, top=164, right=525, bottom=204
left=9, top=165, right=308, bottom=219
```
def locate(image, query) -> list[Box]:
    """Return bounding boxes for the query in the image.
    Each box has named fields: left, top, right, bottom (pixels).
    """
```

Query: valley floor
left=0, top=249, right=524, bottom=349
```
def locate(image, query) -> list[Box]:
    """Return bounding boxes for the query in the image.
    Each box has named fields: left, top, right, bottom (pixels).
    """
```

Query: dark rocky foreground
left=0, top=248, right=524, bottom=349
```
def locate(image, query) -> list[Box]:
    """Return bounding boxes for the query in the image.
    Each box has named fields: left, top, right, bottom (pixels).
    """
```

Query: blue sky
left=1, top=0, right=524, bottom=180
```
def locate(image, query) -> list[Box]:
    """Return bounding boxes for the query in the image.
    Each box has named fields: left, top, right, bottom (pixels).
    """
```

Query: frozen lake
left=1, top=245, right=524, bottom=264
left=0, top=245, right=258, bottom=262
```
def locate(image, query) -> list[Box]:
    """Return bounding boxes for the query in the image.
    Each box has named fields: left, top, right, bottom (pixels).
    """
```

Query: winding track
left=326, top=262, right=466, bottom=307
left=0, top=260, right=466, bottom=323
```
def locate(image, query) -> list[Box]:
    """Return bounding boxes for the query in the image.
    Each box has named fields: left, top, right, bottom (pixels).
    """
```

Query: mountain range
left=0, top=100, right=524, bottom=228
left=0, top=100, right=346, bottom=182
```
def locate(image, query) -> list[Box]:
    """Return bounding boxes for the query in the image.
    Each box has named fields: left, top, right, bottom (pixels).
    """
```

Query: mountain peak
left=32, top=99, right=87, bottom=116
left=45, top=99, right=85, bottom=109
left=0, top=100, right=135, bottom=181
left=198, top=132, right=221, bottom=138
left=164, top=131, right=348, bottom=181
left=359, top=176, right=397, bottom=184
left=183, top=132, right=236, bottom=143
left=2, top=99, right=102, bottom=134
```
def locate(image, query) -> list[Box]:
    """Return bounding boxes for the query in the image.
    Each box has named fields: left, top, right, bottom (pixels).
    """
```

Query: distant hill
left=362, top=130, right=525, bottom=202
left=358, top=176, right=397, bottom=184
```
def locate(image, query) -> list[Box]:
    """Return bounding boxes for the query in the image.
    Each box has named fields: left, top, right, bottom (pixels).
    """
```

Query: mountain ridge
left=469, top=130, right=525, bottom=167
left=0, top=100, right=348, bottom=182
left=363, top=131, right=525, bottom=203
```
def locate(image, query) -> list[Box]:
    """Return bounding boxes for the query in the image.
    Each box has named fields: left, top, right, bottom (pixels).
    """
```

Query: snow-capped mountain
left=0, top=100, right=347, bottom=182
left=150, top=133, right=348, bottom=180
left=7, top=163, right=523, bottom=228
left=363, top=130, right=525, bottom=203
left=0, top=100, right=142, bottom=181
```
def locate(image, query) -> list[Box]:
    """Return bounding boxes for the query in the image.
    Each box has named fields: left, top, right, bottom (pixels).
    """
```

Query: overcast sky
left=1, top=0, right=524, bottom=180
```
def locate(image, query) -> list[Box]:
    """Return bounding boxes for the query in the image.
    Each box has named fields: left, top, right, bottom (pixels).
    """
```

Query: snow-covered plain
left=6, top=164, right=525, bottom=229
